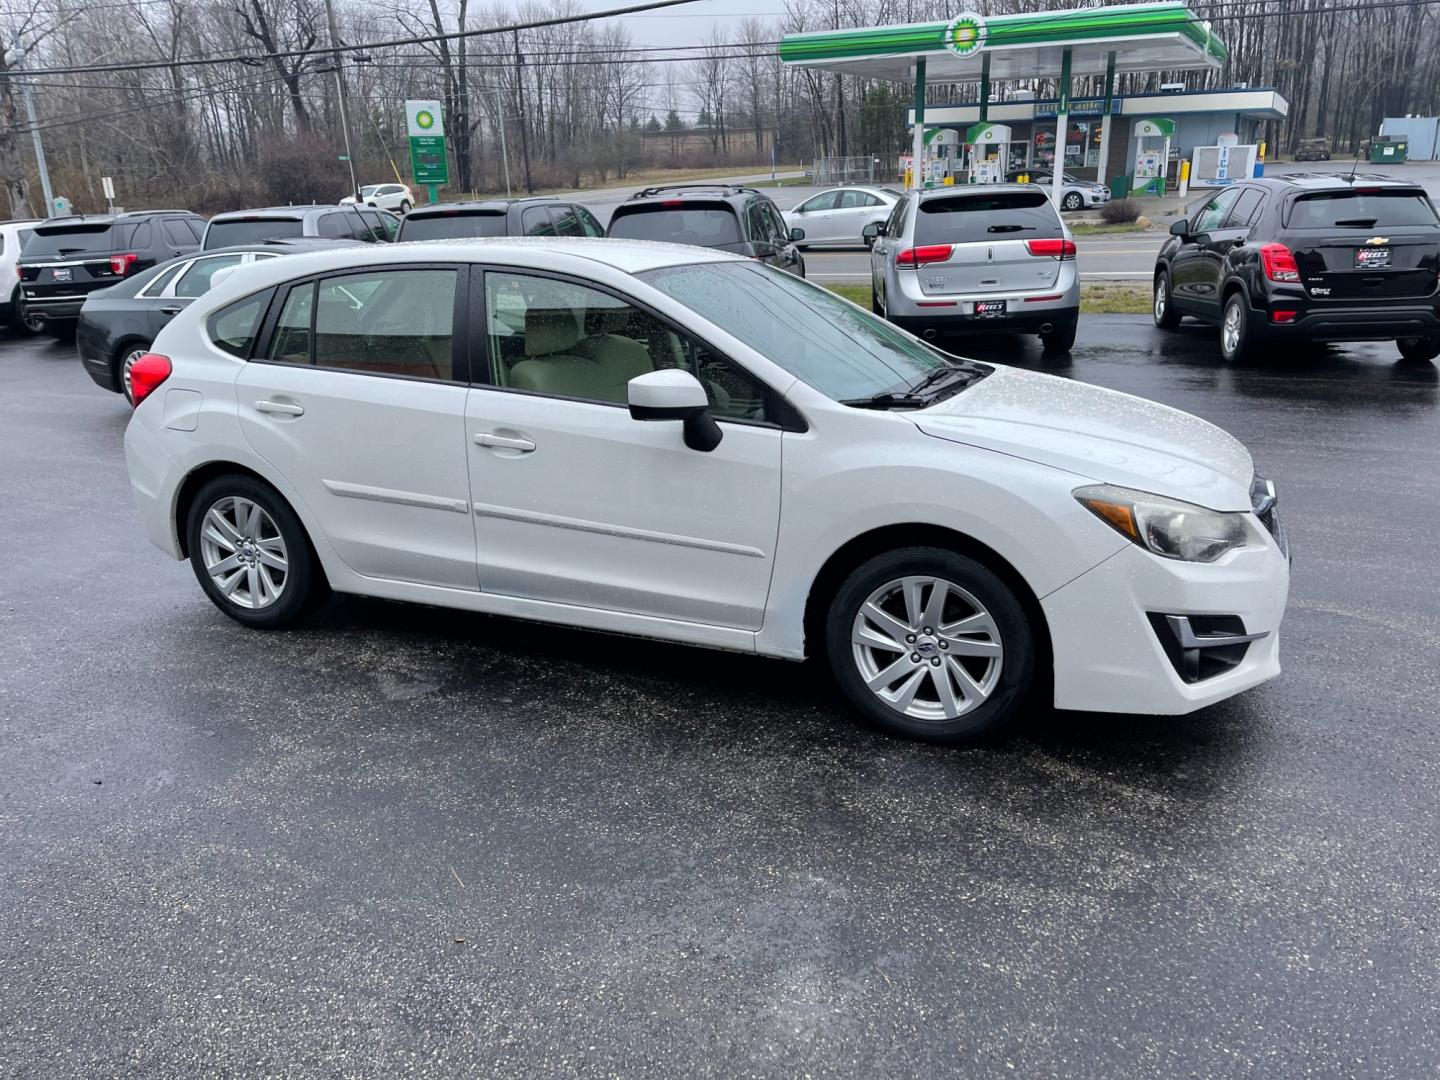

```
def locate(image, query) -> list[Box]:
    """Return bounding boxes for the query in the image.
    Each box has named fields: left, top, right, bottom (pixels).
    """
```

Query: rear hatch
left=1283, top=187, right=1440, bottom=301
left=606, top=201, right=747, bottom=253
left=202, top=215, right=305, bottom=250
left=396, top=209, right=508, bottom=241
left=910, top=190, right=1067, bottom=296
left=19, top=221, right=146, bottom=301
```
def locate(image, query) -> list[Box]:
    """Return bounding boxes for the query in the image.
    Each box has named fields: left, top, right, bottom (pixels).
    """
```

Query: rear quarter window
left=207, top=289, right=274, bottom=358
left=1286, top=190, right=1440, bottom=229
left=916, top=191, right=1061, bottom=244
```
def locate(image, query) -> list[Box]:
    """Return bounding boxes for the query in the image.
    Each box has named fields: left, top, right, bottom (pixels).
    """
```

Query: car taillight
left=895, top=244, right=953, bottom=268
left=110, top=253, right=138, bottom=275
left=128, top=353, right=171, bottom=408
left=1260, top=243, right=1300, bottom=283
left=1025, top=238, right=1078, bottom=259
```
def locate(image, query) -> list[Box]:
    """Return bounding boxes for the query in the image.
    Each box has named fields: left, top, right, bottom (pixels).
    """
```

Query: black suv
left=18, top=210, right=205, bottom=336
left=1154, top=174, right=1440, bottom=362
left=397, top=197, right=604, bottom=241
left=606, top=184, right=805, bottom=276
left=201, top=205, right=397, bottom=250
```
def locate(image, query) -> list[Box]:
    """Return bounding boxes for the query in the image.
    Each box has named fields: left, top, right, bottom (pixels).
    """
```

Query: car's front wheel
left=185, top=475, right=325, bottom=629
left=1062, top=192, right=1084, bottom=211
left=1153, top=272, right=1181, bottom=329
left=1397, top=336, right=1440, bottom=363
left=825, top=547, right=1035, bottom=743
left=1219, top=292, right=1253, bottom=362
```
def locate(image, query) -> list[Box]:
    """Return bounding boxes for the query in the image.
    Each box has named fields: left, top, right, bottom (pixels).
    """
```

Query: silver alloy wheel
left=851, top=575, right=1003, bottom=721
left=1063, top=192, right=1083, bottom=211
left=199, top=496, right=288, bottom=610
left=121, top=348, right=147, bottom=402
left=1222, top=300, right=1242, bottom=357
left=1154, top=277, right=1167, bottom=321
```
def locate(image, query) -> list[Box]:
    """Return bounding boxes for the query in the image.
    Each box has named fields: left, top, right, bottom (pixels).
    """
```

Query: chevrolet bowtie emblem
left=1365, top=236, right=1389, bottom=245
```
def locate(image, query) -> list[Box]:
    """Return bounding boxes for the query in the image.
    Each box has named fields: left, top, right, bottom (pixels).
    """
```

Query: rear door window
left=550, top=206, right=584, bottom=237
left=574, top=206, right=605, bottom=237
left=175, top=254, right=247, bottom=298
left=607, top=206, right=743, bottom=247
left=312, top=269, right=457, bottom=380
left=1223, top=188, right=1266, bottom=229
left=318, top=212, right=359, bottom=239
left=163, top=220, right=195, bottom=247
left=1285, top=189, right=1440, bottom=229
left=522, top=207, right=556, bottom=236
left=915, top=191, right=1060, bottom=244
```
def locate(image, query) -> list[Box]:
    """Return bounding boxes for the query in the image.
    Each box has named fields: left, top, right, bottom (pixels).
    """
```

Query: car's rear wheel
left=117, top=342, right=151, bottom=403
left=1153, top=272, right=1181, bottom=329
left=1397, top=336, right=1440, bottom=363
left=1061, top=192, right=1084, bottom=211
left=826, top=547, right=1034, bottom=743
left=1219, top=293, right=1253, bottom=362
left=1040, top=316, right=1078, bottom=354
left=185, top=475, right=325, bottom=629
left=399, top=200, right=411, bottom=214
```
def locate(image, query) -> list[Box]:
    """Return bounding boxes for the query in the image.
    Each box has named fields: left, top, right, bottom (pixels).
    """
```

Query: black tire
left=1397, top=336, right=1440, bottom=363
left=399, top=200, right=411, bottom=214
left=8, top=287, right=38, bottom=335
left=1219, top=291, right=1253, bottom=362
left=871, top=286, right=882, bottom=315
left=1153, top=271, right=1182, bottom=329
left=185, top=474, right=327, bottom=629
left=1061, top=192, right=1084, bottom=212
left=1040, top=315, right=1078, bottom=354
left=825, top=546, right=1035, bottom=744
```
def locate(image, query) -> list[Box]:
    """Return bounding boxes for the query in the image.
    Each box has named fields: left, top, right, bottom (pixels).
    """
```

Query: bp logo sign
left=414, top=109, right=436, bottom=131
left=944, top=11, right=986, bottom=57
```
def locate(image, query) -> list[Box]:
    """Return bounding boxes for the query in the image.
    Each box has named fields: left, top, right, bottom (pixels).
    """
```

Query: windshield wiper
left=839, top=390, right=928, bottom=410
left=840, top=365, right=984, bottom=410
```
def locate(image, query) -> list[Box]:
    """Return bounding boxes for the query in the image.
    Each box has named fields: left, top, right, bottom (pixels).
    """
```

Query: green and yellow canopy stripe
left=780, top=2, right=1226, bottom=67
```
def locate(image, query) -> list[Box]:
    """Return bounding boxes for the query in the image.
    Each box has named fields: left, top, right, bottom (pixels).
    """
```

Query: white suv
left=0, top=218, right=41, bottom=330
left=123, top=240, right=1290, bottom=743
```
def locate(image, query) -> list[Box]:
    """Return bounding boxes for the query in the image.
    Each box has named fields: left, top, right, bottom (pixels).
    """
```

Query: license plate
left=49, top=268, right=71, bottom=282
left=1355, top=247, right=1390, bottom=269
left=973, top=300, right=1007, bottom=318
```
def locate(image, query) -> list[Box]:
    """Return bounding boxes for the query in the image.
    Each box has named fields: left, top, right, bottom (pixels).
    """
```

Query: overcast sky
left=580, top=0, right=793, bottom=49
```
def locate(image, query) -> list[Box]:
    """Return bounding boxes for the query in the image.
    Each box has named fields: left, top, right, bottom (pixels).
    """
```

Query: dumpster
left=1369, top=138, right=1408, bottom=163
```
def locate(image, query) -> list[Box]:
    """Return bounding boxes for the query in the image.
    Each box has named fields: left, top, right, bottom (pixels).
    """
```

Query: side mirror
left=1170, top=219, right=1190, bottom=238
left=863, top=222, right=884, bottom=240
left=789, top=227, right=806, bottom=242
left=627, top=369, right=722, bottom=452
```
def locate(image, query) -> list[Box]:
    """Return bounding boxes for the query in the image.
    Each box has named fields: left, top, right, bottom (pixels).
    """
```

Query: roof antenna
left=1346, top=138, right=1363, bottom=184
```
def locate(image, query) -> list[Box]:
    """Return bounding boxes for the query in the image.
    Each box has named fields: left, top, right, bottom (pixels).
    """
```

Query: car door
left=791, top=191, right=840, bottom=242
left=872, top=195, right=909, bottom=292
left=1170, top=188, right=1242, bottom=312
left=464, top=268, right=783, bottom=629
left=832, top=189, right=878, bottom=244
left=235, top=263, right=479, bottom=590
left=761, top=201, right=804, bottom=276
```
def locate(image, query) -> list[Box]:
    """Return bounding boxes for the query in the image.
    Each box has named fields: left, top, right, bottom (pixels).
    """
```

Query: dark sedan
left=78, top=238, right=358, bottom=400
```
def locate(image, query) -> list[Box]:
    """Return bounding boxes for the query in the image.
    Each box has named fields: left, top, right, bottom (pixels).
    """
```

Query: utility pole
left=491, top=91, right=512, bottom=198
left=513, top=32, right=532, bottom=194
left=321, top=0, right=361, bottom=201
left=10, top=33, right=54, bottom=218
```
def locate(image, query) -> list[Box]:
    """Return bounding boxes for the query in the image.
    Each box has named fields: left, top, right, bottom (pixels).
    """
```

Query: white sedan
left=783, top=185, right=900, bottom=248
left=341, top=183, right=414, bottom=214
left=123, top=239, right=1290, bottom=743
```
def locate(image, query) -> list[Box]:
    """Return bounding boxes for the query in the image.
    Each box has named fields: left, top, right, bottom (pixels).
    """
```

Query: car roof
left=1247, top=172, right=1423, bottom=191
left=33, top=210, right=196, bottom=230
left=621, top=184, right=767, bottom=204
left=405, top=197, right=559, bottom=217
left=201, top=238, right=368, bottom=256
left=208, top=205, right=344, bottom=220
left=206, top=238, right=743, bottom=293
left=916, top=183, right=1045, bottom=200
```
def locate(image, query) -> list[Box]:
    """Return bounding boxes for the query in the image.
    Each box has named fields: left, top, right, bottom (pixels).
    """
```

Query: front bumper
left=1042, top=525, right=1290, bottom=715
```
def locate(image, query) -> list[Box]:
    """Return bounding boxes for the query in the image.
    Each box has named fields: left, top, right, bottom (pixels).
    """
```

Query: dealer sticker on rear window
left=1354, top=247, right=1391, bottom=269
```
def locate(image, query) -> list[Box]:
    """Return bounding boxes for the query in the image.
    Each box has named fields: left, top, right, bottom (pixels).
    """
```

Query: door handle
left=159, top=305, right=182, bottom=316
left=255, top=399, right=305, bottom=416
left=474, top=432, right=535, bottom=452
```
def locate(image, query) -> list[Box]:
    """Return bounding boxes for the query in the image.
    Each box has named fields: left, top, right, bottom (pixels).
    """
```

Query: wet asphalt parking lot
left=2, top=315, right=1438, bottom=1078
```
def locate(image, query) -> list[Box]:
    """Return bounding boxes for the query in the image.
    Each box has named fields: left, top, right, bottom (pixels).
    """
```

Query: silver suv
left=865, top=184, right=1081, bottom=353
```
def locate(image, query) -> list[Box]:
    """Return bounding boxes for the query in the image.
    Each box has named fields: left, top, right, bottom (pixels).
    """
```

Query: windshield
left=24, top=223, right=132, bottom=258
left=1286, top=190, right=1439, bottom=229
left=398, top=212, right=508, bottom=241
left=917, top=191, right=1060, bottom=244
left=204, top=218, right=304, bottom=248
left=608, top=207, right=743, bottom=248
left=639, top=261, right=989, bottom=403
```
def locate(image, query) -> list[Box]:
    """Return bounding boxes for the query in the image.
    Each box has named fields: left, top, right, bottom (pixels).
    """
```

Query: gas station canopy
left=779, top=2, right=1226, bottom=81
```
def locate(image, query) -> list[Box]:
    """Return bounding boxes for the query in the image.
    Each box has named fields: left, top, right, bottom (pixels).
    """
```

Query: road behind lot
left=2, top=318, right=1438, bottom=1077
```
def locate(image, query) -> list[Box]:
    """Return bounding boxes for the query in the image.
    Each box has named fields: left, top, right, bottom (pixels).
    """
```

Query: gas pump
left=923, top=127, right=961, bottom=184
left=1131, top=117, right=1175, bottom=196
left=965, top=122, right=1011, bottom=184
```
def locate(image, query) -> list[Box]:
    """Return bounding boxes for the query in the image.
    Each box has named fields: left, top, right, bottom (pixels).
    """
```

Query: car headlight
left=1075, top=484, right=1250, bottom=563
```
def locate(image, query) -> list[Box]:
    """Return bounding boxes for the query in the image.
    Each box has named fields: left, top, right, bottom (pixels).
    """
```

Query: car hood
left=912, top=365, right=1255, bottom=510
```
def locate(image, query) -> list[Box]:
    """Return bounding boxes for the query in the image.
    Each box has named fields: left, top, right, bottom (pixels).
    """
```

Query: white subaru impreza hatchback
left=124, top=239, right=1290, bottom=743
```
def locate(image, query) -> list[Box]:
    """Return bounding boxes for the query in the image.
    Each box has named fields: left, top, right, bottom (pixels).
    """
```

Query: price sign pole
left=405, top=100, right=449, bottom=205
